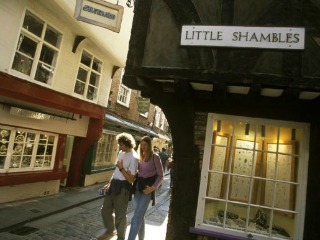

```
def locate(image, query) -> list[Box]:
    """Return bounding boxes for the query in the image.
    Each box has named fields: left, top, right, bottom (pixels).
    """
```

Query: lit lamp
left=245, top=123, right=250, bottom=136
left=217, top=120, right=221, bottom=132
left=291, top=128, right=296, bottom=141
left=261, top=125, right=265, bottom=138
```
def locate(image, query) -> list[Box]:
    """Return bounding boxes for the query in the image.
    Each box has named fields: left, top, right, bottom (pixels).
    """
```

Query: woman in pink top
left=127, top=136, right=164, bottom=240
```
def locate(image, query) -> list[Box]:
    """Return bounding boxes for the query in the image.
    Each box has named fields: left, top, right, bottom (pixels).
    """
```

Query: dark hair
left=162, top=147, right=166, bottom=151
left=116, top=132, right=136, bottom=148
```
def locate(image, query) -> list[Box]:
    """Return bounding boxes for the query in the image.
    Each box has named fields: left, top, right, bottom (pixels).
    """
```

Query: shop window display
left=0, top=126, right=58, bottom=172
left=195, top=114, right=309, bottom=240
left=91, top=130, right=118, bottom=170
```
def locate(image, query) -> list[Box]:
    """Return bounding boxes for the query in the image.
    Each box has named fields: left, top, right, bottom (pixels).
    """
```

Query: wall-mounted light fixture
left=217, top=120, right=221, bottom=132
left=126, top=0, right=135, bottom=8
left=291, top=128, right=296, bottom=141
left=245, top=123, right=250, bottom=136
left=261, top=125, right=265, bottom=138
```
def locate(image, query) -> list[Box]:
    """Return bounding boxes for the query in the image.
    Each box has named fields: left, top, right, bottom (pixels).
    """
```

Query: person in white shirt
left=100, top=133, right=139, bottom=240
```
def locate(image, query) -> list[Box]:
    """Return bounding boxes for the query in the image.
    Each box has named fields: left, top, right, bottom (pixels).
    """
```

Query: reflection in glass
left=23, top=11, right=44, bottom=37
left=44, top=25, right=62, bottom=48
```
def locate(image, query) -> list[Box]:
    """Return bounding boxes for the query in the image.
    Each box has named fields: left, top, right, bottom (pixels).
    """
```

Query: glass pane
left=77, top=68, right=87, bottom=82
left=272, top=210, right=294, bottom=239
left=35, top=63, right=53, bottom=84
left=23, top=11, right=43, bottom=37
left=89, top=72, right=99, bottom=86
left=229, top=175, right=251, bottom=202
left=21, top=157, right=31, bottom=168
left=12, top=52, right=33, bottom=75
left=39, top=44, right=57, bottom=66
left=92, top=58, right=102, bottom=72
left=81, top=51, right=92, bottom=67
left=35, top=157, right=43, bottom=167
left=203, top=199, right=226, bottom=227
left=274, top=182, right=296, bottom=211
left=207, top=172, right=226, bottom=199
left=48, top=135, right=55, bottom=144
left=46, top=145, right=53, bottom=155
left=248, top=207, right=271, bottom=237
left=37, top=145, right=46, bottom=155
left=0, top=156, right=5, bottom=169
left=44, top=25, right=62, bottom=48
left=225, top=203, right=248, bottom=231
left=74, top=80, right=85, bottom=95
left=10, top=156, right=21, bottom=168
left=87, top=86, right=97, bottom=100
left=44, top=156, right=52, bottom=167
left=0, top=129, right=11, bottom=157
left=16, top=34, right=37, bottom=57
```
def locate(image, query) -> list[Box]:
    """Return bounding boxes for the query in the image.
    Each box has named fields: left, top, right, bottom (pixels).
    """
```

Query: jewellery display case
left=195, top=114, right=308, bottom=240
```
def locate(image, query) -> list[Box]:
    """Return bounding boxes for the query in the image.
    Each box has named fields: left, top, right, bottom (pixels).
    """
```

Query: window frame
left=195, top=113, right=309, bottom=240
left=117, top=69, right=131, bottom=107
left=0, top=125, right=58, bottom=173
left=11, top=9, right=62, bottom=86
left=74, top=49, right=102, bottom=102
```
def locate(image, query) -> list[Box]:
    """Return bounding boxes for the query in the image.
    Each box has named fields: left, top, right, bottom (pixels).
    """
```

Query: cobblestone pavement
left=0, top=175, right=171, bottom=240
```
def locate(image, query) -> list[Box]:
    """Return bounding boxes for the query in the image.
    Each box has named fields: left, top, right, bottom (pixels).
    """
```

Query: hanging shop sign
left=181, top=26, right=305, bottom=50
left=74, top=0, right=124, bottom=33
left=137, top=97, right=150, bottom=114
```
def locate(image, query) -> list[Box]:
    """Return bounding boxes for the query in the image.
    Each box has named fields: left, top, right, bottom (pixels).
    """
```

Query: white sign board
left=74, top=0, right=124, bottom=33
left=181, top=26, right=305, bottom=50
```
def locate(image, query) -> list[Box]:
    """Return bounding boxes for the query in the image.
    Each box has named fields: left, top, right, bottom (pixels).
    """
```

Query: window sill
left=189, top=227, right=253, bottom=240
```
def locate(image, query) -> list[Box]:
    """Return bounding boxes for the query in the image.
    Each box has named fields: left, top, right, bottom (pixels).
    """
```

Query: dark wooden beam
left=124, top=66, right=320, bottom=91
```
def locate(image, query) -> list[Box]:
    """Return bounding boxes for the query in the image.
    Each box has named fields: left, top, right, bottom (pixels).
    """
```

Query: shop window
left=117, top=69, right=131, bottom=107
left=74, top=50, right=102, bottom=101
left=12, top=10, right=62, bottom=85
left=195, top=114, right=309, bottom=240
left=92, top=131, right=118, bottom=170
left=0, top=126, right=58, bottom=172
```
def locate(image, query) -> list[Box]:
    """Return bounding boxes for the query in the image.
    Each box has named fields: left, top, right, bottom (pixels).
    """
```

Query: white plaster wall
left=0, top=104, right=89, bottom=137
left=0, top=180, right=60, bottom=204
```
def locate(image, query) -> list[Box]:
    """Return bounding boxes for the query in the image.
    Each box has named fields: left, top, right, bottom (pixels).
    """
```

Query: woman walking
left=127, top=136, right=164, bottom=240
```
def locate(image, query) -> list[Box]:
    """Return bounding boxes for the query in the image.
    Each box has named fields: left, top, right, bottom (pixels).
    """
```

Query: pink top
left=138, top=153, right=164, bottom=189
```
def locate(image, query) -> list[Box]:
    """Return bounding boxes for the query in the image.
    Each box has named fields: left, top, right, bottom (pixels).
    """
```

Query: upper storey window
left=12, top=10, right=62, bottom=85
left=117, top=69, right=131, bottom=107
left=74, top=50, right=102, bottom=101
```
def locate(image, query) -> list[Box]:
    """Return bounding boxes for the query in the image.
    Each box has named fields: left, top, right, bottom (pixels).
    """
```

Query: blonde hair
left=138, top=136, right=153, bottom=161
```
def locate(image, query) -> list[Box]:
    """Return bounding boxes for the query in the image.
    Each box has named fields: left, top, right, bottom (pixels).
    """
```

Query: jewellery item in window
left=15, top=134, right=24, bottom=142
left=218, top=210, right=239, bottom=219
left=268, top=225, right=290, bottom=238
left=0, top=130, right=9, bottom=137
left=0, top=145, right=7, bottom=154
left=14, top=145, right=23, bottom=154
left=251, top=209, right=267, bottom=227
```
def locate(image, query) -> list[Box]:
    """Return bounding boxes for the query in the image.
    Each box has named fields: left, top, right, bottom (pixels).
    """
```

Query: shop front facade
left=123, top=0, right=320, bottom=239
left=0, top=0, right=132, bottom=203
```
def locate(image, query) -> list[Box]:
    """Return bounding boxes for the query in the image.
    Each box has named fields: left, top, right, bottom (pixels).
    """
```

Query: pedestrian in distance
left=100, top=133, right=139, bottom=240
left=127, top=136, right=164, bottom=240
left=166, top=153, right=175, bottom=188
left=158, top=147, right=169, bottom=173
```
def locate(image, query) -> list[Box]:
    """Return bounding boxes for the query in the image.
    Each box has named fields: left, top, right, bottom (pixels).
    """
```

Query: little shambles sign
left=74, top=0, right=124, bottom=33
left=181, top=26, right=305, bottom=50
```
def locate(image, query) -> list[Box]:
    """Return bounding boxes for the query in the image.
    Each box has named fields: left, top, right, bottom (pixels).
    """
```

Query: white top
left=113, top=150, right=139, bottom=181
